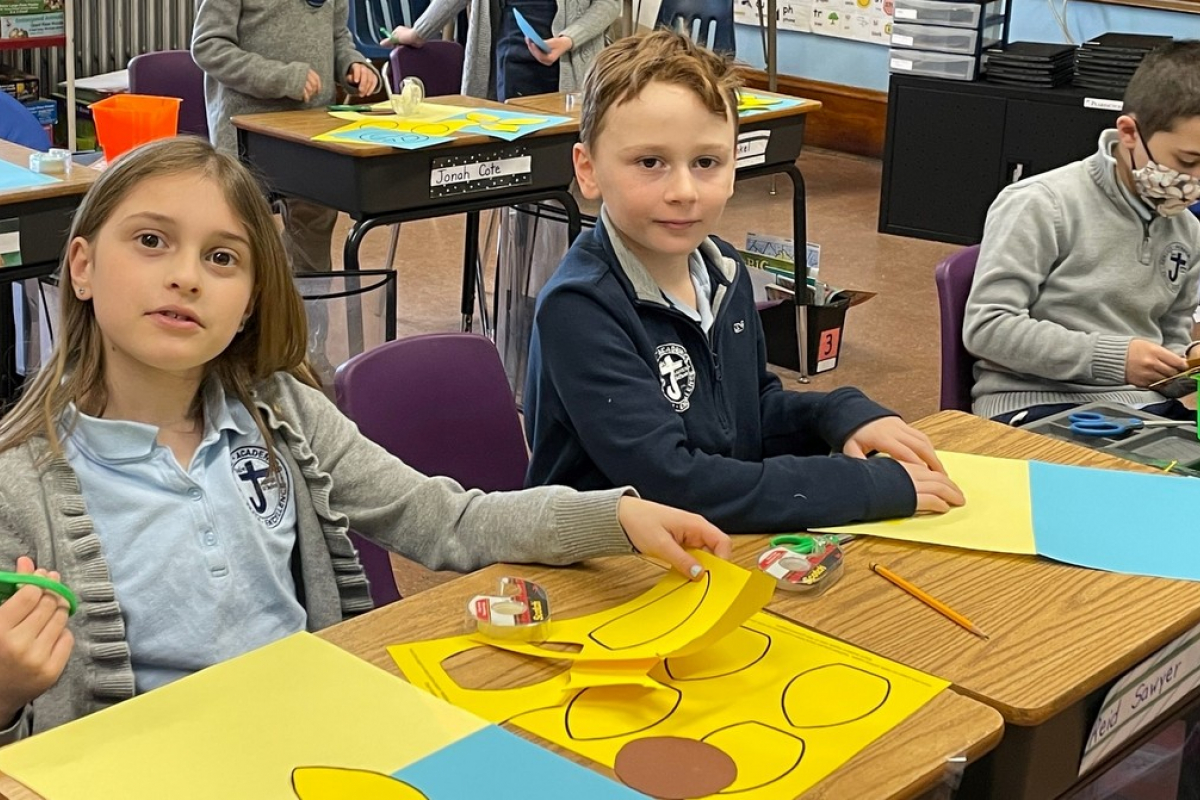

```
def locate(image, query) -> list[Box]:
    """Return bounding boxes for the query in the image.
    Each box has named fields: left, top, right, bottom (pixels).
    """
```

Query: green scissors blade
left=0, top=572, right=78, bottom=616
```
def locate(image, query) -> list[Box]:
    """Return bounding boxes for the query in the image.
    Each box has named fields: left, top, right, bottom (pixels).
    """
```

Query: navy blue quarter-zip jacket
left=523, top=214, right=917, bottom=533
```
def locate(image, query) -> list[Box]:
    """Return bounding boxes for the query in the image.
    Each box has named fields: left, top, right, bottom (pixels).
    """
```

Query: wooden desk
left=233, top=98, right=581, bottom=333
left=509, top=90, right=824, bottom=377
left=318, top=557, right=1002, bottom=800
left=0, top=141, right=96, bottom=405
left=730, top=411, right=1200, bottom=800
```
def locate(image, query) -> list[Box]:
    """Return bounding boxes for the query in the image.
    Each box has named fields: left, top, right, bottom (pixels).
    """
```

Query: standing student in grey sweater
left=382, top=0, right=617, bottom=100
left=0, top=138, right=729, bottom=744
left=964, top=41, right=1200, bottom=424
left=191, top=0, right=380, bottom=276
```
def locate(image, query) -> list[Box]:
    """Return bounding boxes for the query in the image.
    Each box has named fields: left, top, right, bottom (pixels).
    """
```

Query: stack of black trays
left=985, top=41, right=1077, bottom=87
left=1075, top=33, right=1173, bottom=97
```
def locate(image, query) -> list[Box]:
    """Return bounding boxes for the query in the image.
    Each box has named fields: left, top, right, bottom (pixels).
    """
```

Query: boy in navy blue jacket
left=523, top=30, right=964, bottom=533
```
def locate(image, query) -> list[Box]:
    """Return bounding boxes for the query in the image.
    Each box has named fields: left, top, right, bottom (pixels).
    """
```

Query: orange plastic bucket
left=89, top=94, right=182, bottom=161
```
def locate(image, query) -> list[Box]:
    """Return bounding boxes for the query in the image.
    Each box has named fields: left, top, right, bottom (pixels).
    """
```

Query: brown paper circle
left=613, top=736, right=737, bottom=799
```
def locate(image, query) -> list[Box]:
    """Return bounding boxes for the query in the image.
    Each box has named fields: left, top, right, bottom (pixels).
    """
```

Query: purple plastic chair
left=127, top=50, right=209, bottom=139
left=934, top=244, right=981, bottom=412
left=334, top=333, right=530, bottom=606
left=388, top=41, right=466, bottom=97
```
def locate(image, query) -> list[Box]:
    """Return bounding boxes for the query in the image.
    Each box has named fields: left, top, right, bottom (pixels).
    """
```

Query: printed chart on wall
left=390, top=552, right=949, bottom=800
left=729, top=0, right=894, bottom=44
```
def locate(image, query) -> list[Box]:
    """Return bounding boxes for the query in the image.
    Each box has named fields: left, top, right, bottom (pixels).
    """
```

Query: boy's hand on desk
left=843, top=417, right=945, bottom=473
left=302, top=69, right=322, bottom=102
left=528, top=36, right=573, bottom=66
left=381, top=26, right=424, bottom=47
left=899, top=463, right=966, bottom=514
left=617, top=497, right=732, bottom=580
left=0, top=557, right=74, bottom=724
left=346, top=63, right=378, bottom=97
left=1126, top=339, right=1188, bottom=387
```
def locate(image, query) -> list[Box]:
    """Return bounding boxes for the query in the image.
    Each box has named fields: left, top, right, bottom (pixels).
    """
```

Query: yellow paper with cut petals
left=388, top=558, right=949, bottom=800
left=817, top=450, right=1038, bottom=554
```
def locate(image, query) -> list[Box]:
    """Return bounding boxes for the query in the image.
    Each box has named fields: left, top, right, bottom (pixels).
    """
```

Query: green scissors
left=0, top=572, right=78, bottom=616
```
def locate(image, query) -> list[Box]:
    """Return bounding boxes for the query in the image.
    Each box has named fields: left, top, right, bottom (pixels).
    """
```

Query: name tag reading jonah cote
left=430, top=149, right=533, bottom=198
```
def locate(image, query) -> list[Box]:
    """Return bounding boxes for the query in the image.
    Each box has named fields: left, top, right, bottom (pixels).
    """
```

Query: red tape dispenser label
left=758, top=535, right=845, bottom=596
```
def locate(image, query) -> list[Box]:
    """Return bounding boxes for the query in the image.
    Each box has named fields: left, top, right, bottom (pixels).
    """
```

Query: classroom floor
left=328, top=146, right=961, bottom=595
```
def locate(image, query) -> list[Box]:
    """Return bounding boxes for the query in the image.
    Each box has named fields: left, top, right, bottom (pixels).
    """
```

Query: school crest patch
left=655, top=343, right=696, bottom=412
left=1160, top=243, right=1192, bottom=286
left=231, top=446, right=290, bottom=528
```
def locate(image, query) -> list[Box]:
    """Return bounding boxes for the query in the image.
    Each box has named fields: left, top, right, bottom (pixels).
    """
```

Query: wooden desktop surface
left=231, top=95, right=578, bottom=157
left=739, top=410, right=1200, bottom=726
left=508, top=89, right=823, bottom=124
left=0, top=141, right=96, bottom=207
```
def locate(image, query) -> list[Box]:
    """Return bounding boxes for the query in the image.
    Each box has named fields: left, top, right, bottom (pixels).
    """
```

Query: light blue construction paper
left=393, top=725, right=648, bottom=798
left=0, top=159, right=58, bottom=191
left=452, top=108, right=572, bottom=141
left=737, top=92, right=808, bottom=118
left=327, top=127, right=454, bottom=149
left=513, top=7, right=552, bottom=53
left=1030, top=460, right=1200, bottom=581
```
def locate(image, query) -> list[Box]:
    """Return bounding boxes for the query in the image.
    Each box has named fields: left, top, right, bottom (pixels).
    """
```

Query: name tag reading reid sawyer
left=0, top=571, right=78, bottom=615
left=430, top=145, right=532, bottom=198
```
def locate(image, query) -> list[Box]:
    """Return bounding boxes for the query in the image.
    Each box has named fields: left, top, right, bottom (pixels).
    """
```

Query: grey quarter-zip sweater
left=964, top=129, right=1200, bottom=419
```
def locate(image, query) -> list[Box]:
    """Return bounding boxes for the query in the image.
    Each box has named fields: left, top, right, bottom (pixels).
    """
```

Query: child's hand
left=0, top=557, right=74, bottom=725
left=843, top=417, right=945, bottom=473
left=346, top=63, right=378, bottom=97
left=616, top=496, right=731, bottom=580
left=527, top=35, right=573, bottom=66
left=302, top=69, right=322, bottom=102
left=1126, top=339, right=1188, bottom=387
left=898, top=462, right=965, bottom=514
left=381, top=26, right=424, bottom=47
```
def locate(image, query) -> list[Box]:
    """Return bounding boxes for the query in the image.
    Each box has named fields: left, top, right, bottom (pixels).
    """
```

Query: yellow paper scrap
left=475, top=550, right=775, bottom=663
left=816, top=451, right=1037, bottom=554
left=0, top=633, right=488, bottom=800
left=313, top=117, right=471, bottom=143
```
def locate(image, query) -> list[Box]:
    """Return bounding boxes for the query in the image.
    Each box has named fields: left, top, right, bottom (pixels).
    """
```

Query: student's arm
left=191, top=0, right=312, bottom=102
left=332, top=0, right=377, bottom=91
left=278, top=378, right=637, bottom=573
left=531, top=289, right=916, bottom=533
left=963, top=184, right=1129, bottom=385
left=410, top=0, right=470, bottom=43
left=558, top=0, right=620, bottom=50
left=1161, top=259, right=1200, bottom=355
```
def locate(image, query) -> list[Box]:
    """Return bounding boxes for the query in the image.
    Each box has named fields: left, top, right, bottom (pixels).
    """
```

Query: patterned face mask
left=1129, top=123, right=1200, bottom=217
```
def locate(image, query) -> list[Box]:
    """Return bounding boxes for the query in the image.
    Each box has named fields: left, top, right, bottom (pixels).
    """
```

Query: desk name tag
left=737, top=131, right=771, bottom=169
left=1084, top=97, right=1123, bottom=112
left=430, top=149, right=533, bottom=198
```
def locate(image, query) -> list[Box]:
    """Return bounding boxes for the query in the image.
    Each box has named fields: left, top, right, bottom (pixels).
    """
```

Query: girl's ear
left=573, top=142, right=601, bottom=201
left=67, top=237, right=93, bottom=299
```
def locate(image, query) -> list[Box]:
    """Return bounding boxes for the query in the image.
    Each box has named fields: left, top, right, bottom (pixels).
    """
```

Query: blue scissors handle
left=1068, top=411, right=1143, bottom=436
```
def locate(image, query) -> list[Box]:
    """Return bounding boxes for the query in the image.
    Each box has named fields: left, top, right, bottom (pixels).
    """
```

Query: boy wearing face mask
left=963, top=40, right=1200, bottom=425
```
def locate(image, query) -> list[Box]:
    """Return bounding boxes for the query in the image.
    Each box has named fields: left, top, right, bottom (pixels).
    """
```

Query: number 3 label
left=818, top=328, right=841, bottom=360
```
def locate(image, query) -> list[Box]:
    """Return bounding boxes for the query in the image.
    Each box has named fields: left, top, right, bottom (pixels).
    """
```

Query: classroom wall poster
left=641, top=0, right=893, bottom=46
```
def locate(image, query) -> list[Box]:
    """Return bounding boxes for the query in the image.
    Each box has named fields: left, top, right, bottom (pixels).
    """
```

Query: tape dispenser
left=757, top=534, right=844, bottom=596
left=380, top=62, right=425, bottom=116
left=467, top=576, right=551, bottom=642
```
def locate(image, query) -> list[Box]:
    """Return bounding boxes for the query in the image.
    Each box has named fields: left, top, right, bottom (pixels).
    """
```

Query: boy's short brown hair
left=1124, top=40, right=1200, bottom=138
left=578, top=29, right=742, bottom=147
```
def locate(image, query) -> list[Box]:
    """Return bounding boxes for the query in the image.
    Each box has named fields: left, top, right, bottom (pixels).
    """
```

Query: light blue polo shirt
left=63, top=380, right=306, bottom=693
left=661, top=251, right=715, bottom=334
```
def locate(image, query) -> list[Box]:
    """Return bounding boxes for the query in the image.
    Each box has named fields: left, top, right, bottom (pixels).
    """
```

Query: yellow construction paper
left=737, top=91, right=783, bottom=111
left=390, top=612, right=948, bottom=800
left=326, top=102, right=468, bottom=123
left=0, top=633, right=488, bottom=800
left=476, top=549, right=776, bottom=664
left=817, top=450, right=1037, bottom=554
left=292, top=767, right=429, bottom=800
left=313, top=117, right=471, bottom=142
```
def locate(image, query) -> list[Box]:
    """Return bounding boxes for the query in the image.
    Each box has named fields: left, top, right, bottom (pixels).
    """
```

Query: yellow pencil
left=870, top=563, right=990, bottom=640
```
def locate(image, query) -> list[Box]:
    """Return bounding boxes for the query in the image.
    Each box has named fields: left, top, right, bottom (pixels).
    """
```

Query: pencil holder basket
left=90, top=94, right=182, bottom=162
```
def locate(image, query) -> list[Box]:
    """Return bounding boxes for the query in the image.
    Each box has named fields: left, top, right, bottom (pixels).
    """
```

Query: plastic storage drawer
left=890, top=19, right=1002, bottom=54
left=891, top=0, right=1004, bottom=29
left=888, top=48, right=983, bottom=81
